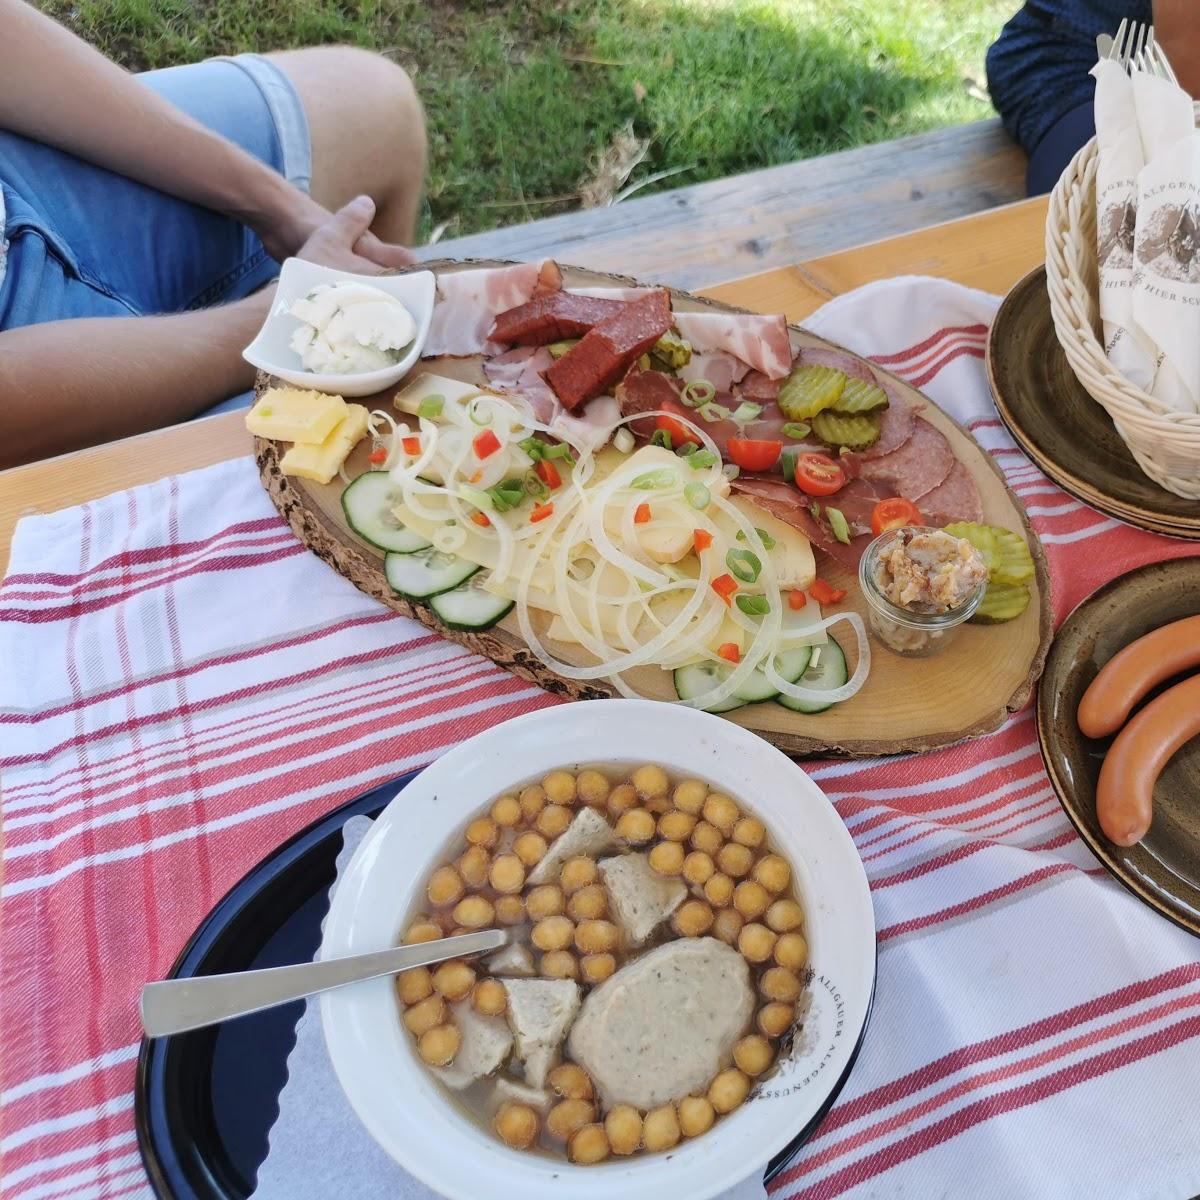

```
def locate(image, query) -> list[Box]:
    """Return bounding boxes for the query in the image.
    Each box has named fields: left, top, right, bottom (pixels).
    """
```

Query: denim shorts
left=0, top=53, right=311, bottom=412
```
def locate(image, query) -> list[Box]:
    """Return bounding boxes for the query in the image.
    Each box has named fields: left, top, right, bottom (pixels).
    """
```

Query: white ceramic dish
left=321, top=700, right=876, bottom=1200
left=242, top=257, right=436, bottom=398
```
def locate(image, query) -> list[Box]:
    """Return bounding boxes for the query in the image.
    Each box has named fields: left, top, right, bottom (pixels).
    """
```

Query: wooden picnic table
left=0, top=194, right=1048, bottom=574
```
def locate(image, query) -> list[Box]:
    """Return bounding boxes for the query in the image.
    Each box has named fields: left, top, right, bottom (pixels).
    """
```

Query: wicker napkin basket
left=1044, top=106, right=1200, bottom=500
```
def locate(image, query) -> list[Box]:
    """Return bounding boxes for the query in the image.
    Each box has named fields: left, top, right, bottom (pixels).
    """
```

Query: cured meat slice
left=489, top=292, right=626, bottom=346
left=678, top=352, right=750, bottom=393
left=824, top=476, right=891, bottom=535
left=483, top=346, right=540, bottom=389
left=795, top=345, right=880, bottom=383
left=917, top=460, right=985, bottom=525
left=731, top=477, right=868, bottom=570
left=484, top=346, right=558, bottom=423
left=545, top=290, right=672, bottom=410
left=424, top=260, right=562, bottom=358
left=859, top=388, right=915, bottom=460
left=858, top=417, right=955, bottom=499
left=737, top=370, right=780, bottom=403
left=672, top=311, right=793, bottom=380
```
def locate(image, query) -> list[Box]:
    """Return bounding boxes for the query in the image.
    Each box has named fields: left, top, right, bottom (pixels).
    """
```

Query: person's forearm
left=0, top=0, right=292, bottom=227
left=0, top=292, right=272, bottom=468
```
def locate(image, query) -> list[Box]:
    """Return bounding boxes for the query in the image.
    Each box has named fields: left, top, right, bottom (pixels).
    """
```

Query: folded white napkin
left=1091, top=57, right=1160, bottom=392
left=251, top=817, right=769, bottom=1200
left=1129, top=69, right=1200, bottom=412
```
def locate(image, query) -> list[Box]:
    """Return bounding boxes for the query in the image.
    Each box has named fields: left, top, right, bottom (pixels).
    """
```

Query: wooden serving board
left=254, top=260, right=1052, bottom=757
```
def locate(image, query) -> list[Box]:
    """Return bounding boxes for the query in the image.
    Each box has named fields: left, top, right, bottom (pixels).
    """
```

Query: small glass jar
left=858, top=527, right=986, bottom=658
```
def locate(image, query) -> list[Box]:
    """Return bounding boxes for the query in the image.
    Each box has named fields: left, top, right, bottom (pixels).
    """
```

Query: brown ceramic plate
left=1037, top=557, right=1200, bottom=936
left=988, top=266, right=1200, bottom=540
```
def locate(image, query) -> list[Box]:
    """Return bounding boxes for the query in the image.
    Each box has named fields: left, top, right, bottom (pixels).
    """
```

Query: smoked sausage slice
left=1095, top=674, right=1200, bottom=846
left=1077, top=614, right=1200, bottom=739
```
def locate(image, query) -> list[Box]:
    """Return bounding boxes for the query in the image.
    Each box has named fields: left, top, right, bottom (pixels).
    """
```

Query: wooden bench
left=425, top=119, right=1026, bottom=292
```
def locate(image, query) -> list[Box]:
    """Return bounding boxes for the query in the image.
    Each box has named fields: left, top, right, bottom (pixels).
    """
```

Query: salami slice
left=918, top=460, right=985, bottom=525
left=737, top=370, right=780, bottom=403
left=858, top=417, right=955, bottom=499
left=796, top=345, right=879, bottom=384
left=731, top=477, right=868, bottom=570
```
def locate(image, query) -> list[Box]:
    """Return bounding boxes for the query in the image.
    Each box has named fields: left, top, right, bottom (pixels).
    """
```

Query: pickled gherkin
left=811, top=409, right=882, bottom=451
left=971, top=581, right=1031, bottom=624
left=832, top=377, right=889, bottom=414
left=778, top=365, right=846, bottom=421
left=650, top=330, right=693, bottom=370
left=944, top=522, right=1035, bottom=587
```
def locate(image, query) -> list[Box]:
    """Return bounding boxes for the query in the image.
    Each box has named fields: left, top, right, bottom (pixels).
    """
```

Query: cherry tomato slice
left=726, top=438, right=782, bottom=473
left=793, top=452, right=846, bottom=497
left=870, top=497, right=923, bottom=536
left=656, top=413, right=693, bottom=446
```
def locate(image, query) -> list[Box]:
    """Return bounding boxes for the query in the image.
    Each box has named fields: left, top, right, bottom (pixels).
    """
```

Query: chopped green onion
left=681, top=379, right=716, bottom=407
left=459, top=484, right=493, bottom=511
left=685, top=448, right=718, bottom=471
left=781, top=421, right=811, bottom=439
left=418, top=395, right=445, bottom=420
left=487, top=478, right=526, bottom=513
left=726, top=548, right=762, bottom=583
left=827, top=506, right=851, bottom=545
left=651, top=429, right=674, bottom=451
left=780, top=448, right=800, bottom=481
left=698, top=402, right=726, bottom=423
left=631, top=468, right=678, bottom=490
left=684, top=481, right=711, bottom=510
left=810, top=501, right=822, bottom=519
left=545, top=443, right=574, bottom=462
left=524, top=470, right=550, bottom=500
left=722, top=463, right=741, bottom=481
left=675, top=441, right=700, bottom=458
left=518, top=435, right=545, bottom=461
left=735, top=594, right=771, bottom=615
left=737, top=527, right=776, bottom=550
left=467, top=397, right=494, bottom=426
left=613, top=428, right=635, bottom=454
left=730, top=402, right=762, bottom=424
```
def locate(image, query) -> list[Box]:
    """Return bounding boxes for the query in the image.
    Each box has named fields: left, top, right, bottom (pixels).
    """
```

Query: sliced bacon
left=567, top=285, right=652, bottom=302
left=672, top=311, right=793, bottom=380
left=545, top=290, right=672, bottom=411
left=483, top=346, right=540, bottom=389
left=484, top=346, right=558, bottom=423
left=423, top=261, right=561, bottom=358
left=489, top=292, right=626, bottom=346
left=678, top=352, right=750, bottom=393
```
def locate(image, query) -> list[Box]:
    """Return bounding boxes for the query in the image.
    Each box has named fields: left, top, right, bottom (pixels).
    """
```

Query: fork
left=1101, top=18, right=1179, bottom=85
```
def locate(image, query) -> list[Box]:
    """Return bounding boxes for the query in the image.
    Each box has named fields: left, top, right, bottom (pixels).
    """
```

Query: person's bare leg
left=265, top=46, right=427, bottom=244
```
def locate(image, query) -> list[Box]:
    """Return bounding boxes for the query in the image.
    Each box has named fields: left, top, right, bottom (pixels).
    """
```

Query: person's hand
left=257, top=192, right=416, bottom=272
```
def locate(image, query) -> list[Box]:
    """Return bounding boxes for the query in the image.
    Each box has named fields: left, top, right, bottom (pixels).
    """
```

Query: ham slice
left=672, top=311, right=793, bottom=380
left=424, top=260, right=563, bottom=358
left=483, top=346, right=540, bottom=389
left=483, top=345, right=558, bottom=423
left=917, top=460, right=985, bottom=525
left=545, top=291, right=672, bottom=410
left=678, top=352, right=750, bottom=392
left=567, top=286, right=653, bottom=302
left=858, top=417, right=955, bottom=500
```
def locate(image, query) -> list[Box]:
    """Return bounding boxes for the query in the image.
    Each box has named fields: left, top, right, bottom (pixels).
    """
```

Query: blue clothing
left=987, top=1, right=1151, bottom=159
left=0, top=53, right=310, bottom=412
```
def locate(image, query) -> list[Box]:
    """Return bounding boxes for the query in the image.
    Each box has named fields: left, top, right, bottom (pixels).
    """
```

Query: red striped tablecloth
left=2, top=276, right=1198, bottom=1200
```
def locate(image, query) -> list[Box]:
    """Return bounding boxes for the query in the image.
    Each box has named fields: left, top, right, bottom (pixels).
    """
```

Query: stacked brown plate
left=988, top=267, right=1200, bottom=540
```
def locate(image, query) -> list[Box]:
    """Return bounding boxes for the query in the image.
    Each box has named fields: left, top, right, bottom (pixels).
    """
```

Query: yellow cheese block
left=280, top=405, right=370, bottom=484
left=246, top=387, right=347, bottom=444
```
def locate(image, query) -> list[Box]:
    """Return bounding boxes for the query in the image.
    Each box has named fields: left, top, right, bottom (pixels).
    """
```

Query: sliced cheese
left=722, top=497, right=816, bottom=591
left=392, top=372, right=494, bottom=416
left=246, top=387, right=347, bottom=444
left=280, top=404, right=369, bottom=484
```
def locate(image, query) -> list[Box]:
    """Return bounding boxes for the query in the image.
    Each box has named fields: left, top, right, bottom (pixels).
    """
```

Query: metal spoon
left=140, top=928, right=509, bottom=1038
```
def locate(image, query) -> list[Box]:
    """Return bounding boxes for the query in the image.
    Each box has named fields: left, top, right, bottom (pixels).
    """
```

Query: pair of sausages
left=1077, top=614, right=1200, bottom=847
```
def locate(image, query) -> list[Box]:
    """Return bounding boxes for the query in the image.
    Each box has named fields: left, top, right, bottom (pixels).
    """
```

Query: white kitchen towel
left=250, top=816, right=768, bottom=1200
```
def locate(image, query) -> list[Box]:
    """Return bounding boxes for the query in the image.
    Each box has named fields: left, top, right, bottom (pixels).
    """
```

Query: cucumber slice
left=430, top=573, right=514, bottom=631
left=778, top=365, right=846, bottom=422
left=342, top=472, right=431, bottom=554
left=733, top=646, right=813, bottom=702
left=831, top=377, right=889, bottom=414
left=776, top=635, right=848, bottom=714
left=970, top=580, right=1030, bottom=624
left=673, top=663, right=747, bottom=713
left=384, top=548, right=480, bottom=600
left=811, top=409, right=881, bottom=451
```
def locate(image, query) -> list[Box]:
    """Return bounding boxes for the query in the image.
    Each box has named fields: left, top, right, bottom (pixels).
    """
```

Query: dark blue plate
left=134, top=772, right=871, bottom=1197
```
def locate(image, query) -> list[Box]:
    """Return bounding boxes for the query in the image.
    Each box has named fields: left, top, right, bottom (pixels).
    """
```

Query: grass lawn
left=37, top=0, right=1011, bottom=242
